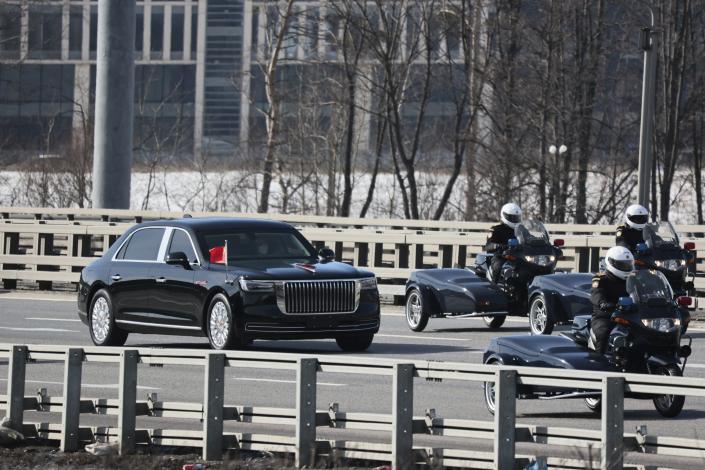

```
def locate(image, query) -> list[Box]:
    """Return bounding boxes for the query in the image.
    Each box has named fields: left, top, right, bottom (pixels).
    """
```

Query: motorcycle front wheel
left=652, top=364, right=685, bottom=418
left=584, top=397, right=601, bottom=414
left=483, top=315, right=506, bottom=329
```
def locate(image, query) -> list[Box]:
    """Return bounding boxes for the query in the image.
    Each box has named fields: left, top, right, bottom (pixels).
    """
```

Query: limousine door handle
left=111, top=274, right=122, bottom=281
left=156, top=277, right=167, bottom=283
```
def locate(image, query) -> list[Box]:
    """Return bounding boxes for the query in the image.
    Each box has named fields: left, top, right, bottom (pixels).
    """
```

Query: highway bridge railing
left=1, top=208, right=703, bottom=305
left=2, top=343, right=705, bottom=469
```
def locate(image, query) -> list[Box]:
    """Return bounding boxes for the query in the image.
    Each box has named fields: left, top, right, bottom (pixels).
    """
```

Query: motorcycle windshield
left=626, top=270, right=673, bottom=305
left=643, top=222, right=680, bottom=249
left=515, top=220, right=550, bottom=247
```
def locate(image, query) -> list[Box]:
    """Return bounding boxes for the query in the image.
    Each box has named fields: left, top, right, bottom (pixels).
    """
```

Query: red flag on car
left=209, top=244, right=227, bottom=264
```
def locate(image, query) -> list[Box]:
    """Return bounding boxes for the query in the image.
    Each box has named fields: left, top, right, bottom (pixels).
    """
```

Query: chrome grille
left=282, top=280, right=358, bottom=314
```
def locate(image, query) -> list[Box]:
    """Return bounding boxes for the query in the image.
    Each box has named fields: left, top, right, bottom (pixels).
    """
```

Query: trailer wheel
left=483, top=358, right=501, bottom=415
left=529, top=294, right=555, bottom=335
left=405, top=287, right=430, bottom=332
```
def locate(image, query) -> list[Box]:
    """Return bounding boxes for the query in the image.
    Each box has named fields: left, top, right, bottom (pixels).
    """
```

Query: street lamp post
left=548, top=145, right=568, bottom=220
left=637, top=10, right=658, bottom=209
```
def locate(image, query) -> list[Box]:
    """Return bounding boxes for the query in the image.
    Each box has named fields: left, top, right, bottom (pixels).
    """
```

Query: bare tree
left=256, top=0, right=297, bottom=213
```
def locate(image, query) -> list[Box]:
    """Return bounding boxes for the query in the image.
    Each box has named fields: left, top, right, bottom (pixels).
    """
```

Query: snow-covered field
left=0, top=168, right=700, bottom=224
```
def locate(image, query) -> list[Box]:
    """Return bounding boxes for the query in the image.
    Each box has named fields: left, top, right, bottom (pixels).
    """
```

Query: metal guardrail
left=1, top=217, right=703, bottom=303
left=4, top=206, right=705, bottom=236
left=2, top=343, right=705, bottom=469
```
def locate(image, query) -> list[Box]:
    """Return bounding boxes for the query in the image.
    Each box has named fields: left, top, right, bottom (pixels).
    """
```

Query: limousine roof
left=138, top=217, right=295, bottom=232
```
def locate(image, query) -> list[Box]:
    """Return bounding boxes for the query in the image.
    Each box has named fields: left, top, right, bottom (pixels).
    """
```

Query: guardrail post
left=118, top=349, right=138, bottom=455
left=493, top=369, right=517, bottom=470
left=296, top=358, right=318, bottom=468
left=392, top=363, right=414, bottom=470
left=6, top=345, right=27, bottom=431
left=601, top=376, right=624, bottom=470
left=202, top=353, right=225, bottom=460
left=61, top=348, right=84, bottom=452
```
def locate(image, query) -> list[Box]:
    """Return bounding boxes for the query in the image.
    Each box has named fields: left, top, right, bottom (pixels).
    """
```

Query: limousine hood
left=216, top=259, right=371, bottom=280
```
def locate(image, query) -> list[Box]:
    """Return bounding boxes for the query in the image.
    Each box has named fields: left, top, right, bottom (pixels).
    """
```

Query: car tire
left=206, top=293, right=247, bottom=350
left=336, top=333, right=374, bottom=352
left=529, top=294, right=555, bottom=335
left=88, top=289, right=128, bottom=347
left=584, top=397, right=601, bottom=414
left=483, top=315, right=506, bottom=329
left=483, top=358, right=502, bottom=415
left=405, top=287, right=430, bottom=332
left=652, top=364, right=685, bottom=418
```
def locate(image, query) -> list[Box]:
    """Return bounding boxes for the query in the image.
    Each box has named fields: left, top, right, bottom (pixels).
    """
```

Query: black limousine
left=77, top=218, right=380, bottom=351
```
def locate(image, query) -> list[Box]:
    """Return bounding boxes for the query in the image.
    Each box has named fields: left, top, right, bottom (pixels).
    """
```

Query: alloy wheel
left=209, top=301, right=231, bottom=349
left=91, top=296, right=111, bottom=343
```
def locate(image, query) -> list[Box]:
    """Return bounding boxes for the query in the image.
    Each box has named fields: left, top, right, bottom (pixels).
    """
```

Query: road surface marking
left=26, top=318, right=81, bottom=322
left=232, top=377, right=346, bottom=387
left=0, top=326, right=79, bottom=333
left=0, top=378, right=159, bottom=391
left=376, top=333, right=473, bottom=342
left=0, top=296, right=75, bottom=302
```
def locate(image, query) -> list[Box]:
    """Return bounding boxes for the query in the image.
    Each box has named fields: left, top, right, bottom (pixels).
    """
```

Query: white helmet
left=625, top=204, right=649, bottom=230
left=604, top=246, right=634, bottom=280
left=500, top=203, right=522, bottom=229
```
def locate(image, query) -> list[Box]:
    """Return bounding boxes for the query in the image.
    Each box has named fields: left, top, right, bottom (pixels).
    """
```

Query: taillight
left=677, top=296, right=692, bottom=307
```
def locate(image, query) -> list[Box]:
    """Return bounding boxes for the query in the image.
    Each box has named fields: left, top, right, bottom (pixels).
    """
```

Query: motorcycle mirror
left=553, top=238, right=564, bottom=247
left=684, top=241, right=695, bottom=251
left=508, top=238, right=519, bottom=248
left=636, top=243, right=649, bottom=254
left=677, top=296, right=693, bottom=307
left=618, top=296, right=634, bottom=307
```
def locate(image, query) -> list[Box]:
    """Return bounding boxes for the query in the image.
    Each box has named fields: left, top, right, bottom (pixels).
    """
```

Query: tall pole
left=92, top=0, right=136, bottom=209
left=636, top=11, right=658, bottom=208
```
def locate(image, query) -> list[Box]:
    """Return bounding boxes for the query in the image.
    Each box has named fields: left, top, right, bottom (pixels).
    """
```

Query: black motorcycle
left=404, top=220, right=563, bottom=332
left=475, top=220, right=564, bottom=319
left=483, top=269, right=692, bottom=417
left=635, top=221, right=696, bottom=297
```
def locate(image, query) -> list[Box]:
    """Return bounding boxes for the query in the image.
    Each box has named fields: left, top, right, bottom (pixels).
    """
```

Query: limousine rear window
left=120, top=228, right=165, bottom=261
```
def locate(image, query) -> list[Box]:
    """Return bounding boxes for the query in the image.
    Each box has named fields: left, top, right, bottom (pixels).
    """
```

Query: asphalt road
left=0, top=291, right=704, bottom=445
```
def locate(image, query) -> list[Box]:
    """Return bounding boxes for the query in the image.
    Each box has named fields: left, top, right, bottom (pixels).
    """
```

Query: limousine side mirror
left=166, top=251, right=191, bottom=269
left=318, top=247, right=335, bottom=263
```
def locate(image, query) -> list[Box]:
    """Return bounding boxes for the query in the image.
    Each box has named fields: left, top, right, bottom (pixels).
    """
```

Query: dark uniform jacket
left=485, top=223, right=515, bottom=253
left=591, top=272, right=628, bottom=321
left=615, top=225, right=644, bottom=253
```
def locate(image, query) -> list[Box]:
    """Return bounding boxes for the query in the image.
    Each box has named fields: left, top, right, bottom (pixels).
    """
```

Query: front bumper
left=237, top=288, right=380, bottom=339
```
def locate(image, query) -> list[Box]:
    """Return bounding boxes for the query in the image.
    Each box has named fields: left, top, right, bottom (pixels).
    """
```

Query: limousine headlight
left=359, top=277, right=378, bottom=290
left=239, top=279, right=276, bottom=292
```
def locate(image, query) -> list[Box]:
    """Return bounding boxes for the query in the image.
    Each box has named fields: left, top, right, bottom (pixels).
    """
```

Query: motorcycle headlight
left=641, top=317, right=680, bottom=332
left=358, top=277, right=377, bottom=290
left=238, top=279, right=276, bottom=292
left=654, top=259, right=686, bottom=271
left=523, top=255, right=555, bottom=267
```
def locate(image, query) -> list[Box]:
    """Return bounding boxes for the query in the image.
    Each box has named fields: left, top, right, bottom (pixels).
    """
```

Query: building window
left=151, top=5, right=164, bottom=59
left=0, top=4, right=21, bottom=60
left=171, top=6, right=184, bottom=59
left=135, top=6, right=144, bottom=58
left=28, top=5, right=62, bottom=59
left=0, top=65, right=20, bottom=104
left=89, top=5, right=98, bottom=59
left=191, top=9, right=198, bottom=56
left=69, top=6, right=83, bottom=60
